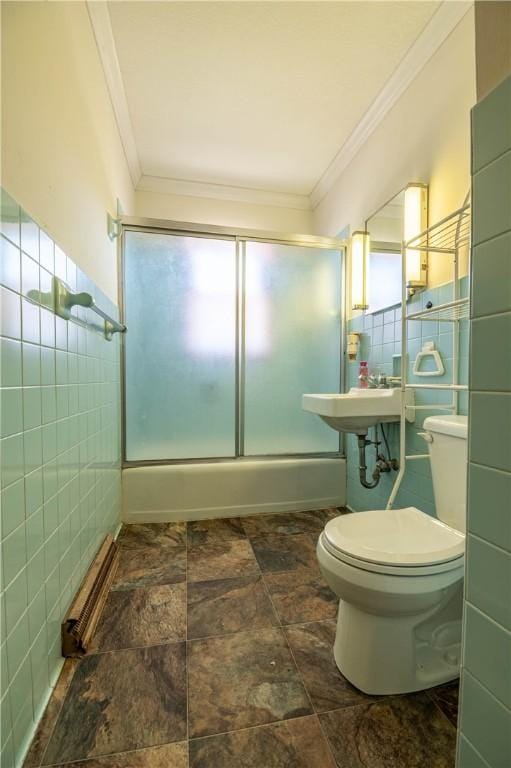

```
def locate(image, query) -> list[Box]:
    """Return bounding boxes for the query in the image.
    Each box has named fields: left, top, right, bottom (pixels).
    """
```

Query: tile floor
left=24, top=509, right=459, bottom=768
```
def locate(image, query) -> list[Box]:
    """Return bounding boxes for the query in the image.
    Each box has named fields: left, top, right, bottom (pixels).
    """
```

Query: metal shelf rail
left=386, top=203, right=471, bottom=510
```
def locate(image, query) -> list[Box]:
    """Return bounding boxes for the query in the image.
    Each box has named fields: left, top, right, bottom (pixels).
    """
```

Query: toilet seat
left=323, top=507, right=465, bottom=576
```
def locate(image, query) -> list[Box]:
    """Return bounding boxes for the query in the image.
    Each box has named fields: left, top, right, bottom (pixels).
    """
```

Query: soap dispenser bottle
left=358, top=361, right=369, bottom=388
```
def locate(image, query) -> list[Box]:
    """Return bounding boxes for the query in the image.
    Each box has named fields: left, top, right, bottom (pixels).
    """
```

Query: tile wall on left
left=0, top=189, right=122, bottom=768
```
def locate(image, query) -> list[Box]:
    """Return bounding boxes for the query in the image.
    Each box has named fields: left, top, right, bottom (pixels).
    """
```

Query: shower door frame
left=119, top=216, right=348, bottom=467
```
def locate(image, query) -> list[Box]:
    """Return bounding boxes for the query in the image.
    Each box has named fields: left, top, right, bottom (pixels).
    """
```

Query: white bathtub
left=122, top=457, right=346, bottom=522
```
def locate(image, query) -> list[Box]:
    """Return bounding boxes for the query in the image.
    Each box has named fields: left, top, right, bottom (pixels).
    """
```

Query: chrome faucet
left=367, top=372, right=389, bottom=388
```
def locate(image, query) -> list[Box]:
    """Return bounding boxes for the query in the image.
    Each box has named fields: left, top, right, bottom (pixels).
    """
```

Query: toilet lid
left=324, top=507, right=465, bottom=567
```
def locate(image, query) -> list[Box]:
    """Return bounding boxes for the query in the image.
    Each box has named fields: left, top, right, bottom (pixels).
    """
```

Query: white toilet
left=317, top=414, right=468, bottom=695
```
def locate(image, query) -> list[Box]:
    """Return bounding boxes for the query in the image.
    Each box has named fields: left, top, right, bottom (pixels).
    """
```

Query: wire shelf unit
left=386, top=202, right=471, bottom=510
left=405, top=203, right=470, bottom=254
left=406, top=297, right=469, bottom=322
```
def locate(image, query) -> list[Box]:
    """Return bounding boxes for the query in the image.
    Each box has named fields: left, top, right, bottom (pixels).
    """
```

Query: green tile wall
left=458, top=75, right=511, bottom=768
left=346, top=277, right=470, bottom=515
left=0, top=189, right=122, bottom=768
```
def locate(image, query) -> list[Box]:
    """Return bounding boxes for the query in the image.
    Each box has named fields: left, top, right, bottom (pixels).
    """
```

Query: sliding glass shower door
left=243, top=241, right=340, bottom=454
left=124, top=231, right=237, bottom=460
left=123, top=228, right=342, bottom=462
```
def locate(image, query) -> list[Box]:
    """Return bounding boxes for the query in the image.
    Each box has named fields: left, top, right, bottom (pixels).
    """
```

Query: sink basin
left=302, top=387, right=414, bottom=435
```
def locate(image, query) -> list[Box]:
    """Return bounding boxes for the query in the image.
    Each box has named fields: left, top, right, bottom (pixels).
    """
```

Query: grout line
left=316, top=711, right=341, bottom=767
left=270, top=587, right=340, bottom=766
left=39, top=738, right=189, bottom=768
left=187, top=713, right=325, bottom=747
left=87, top=631, right=187, bottom=657
left=258, top=567, right=283, bottom=631
left=425, top=688, right=459, bottom=732
left=468, top=533, right=511, bottom=556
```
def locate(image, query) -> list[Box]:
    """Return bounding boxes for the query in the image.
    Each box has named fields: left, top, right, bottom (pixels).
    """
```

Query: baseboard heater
left=62, top=535, right=119, bottom=656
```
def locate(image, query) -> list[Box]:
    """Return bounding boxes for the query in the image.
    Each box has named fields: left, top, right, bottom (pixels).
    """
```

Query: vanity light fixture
left=351, top=231, right=370, bottom=311
left=404, top=183, right=428, bottom=295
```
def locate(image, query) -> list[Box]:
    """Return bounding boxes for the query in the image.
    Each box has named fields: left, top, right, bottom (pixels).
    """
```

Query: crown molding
left=310, top=0, right=473, bottom=210
left=87, top=1, right=142, bottom=187
left=137, top=174, right=311, bottom=210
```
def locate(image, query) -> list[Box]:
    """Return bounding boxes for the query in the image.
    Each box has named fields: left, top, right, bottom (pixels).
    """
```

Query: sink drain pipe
left=357, top=425, right=399, bottom=489
left=357, top=434, right=381, bottom=489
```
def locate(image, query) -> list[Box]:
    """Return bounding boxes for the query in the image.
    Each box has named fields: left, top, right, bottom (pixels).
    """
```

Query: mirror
left=365, top=189, right=404, bottom=314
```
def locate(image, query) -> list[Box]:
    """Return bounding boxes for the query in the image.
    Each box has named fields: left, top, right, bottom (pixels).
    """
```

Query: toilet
left=317, top=414, right=468, bottom=695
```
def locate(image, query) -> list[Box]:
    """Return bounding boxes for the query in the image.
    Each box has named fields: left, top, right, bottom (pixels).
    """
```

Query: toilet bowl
left=317, top=414, right=468, bottom=695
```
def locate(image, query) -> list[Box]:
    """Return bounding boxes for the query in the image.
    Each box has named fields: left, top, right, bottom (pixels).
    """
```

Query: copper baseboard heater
left=62, top=535, right=119, bottom=657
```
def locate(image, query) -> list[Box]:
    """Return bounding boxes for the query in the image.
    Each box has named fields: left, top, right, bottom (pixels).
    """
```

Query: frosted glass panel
left=244, top=242, right=341, bottom=454
left=124, top=231, right=236, bottom=460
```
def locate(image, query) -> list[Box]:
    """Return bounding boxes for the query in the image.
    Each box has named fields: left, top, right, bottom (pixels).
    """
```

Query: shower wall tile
left=467, top=464, right=511, bottom=553
left=457, top=736, right=491, bottom=768
left=469, top=393, right=511, bottom=473
left=1, top=287, right=22, bottom=340
left=459, top=75, right=511, bottom=768
left=472, top=233, right=511, bottom=318
left=472, top=75, right=511, bottom=173
left=470, top=313, right=511, bottom=392
left=472, top=150, right=511, bottom=246
left=465, top=536, right=511, bottom=632
left=0, top=189, right=20, bottom=247
left=1, top=237, right=21, bottom=293
left=459, top=672, right=511, bottom=768
left=463, top=604, right=511, bottom=710
left=0, top=189, right=121, bottom=768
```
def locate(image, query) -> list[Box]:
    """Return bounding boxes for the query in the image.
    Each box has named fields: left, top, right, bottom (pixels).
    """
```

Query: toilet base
left=333, top=596, right=462, bottom=695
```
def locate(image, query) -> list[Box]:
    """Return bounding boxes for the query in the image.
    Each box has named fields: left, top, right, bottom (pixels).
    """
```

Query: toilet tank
left=422, top=415, right=468, bottom=533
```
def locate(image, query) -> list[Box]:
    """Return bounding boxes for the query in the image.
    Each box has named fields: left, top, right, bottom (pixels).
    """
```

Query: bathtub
left=122, top=457, right=346, bottom=522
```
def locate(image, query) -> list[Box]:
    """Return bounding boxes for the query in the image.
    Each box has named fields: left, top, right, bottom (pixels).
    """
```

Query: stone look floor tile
left=90, top=583, right=186, bottom=652
left=187, top=538, right=259, bottom=583
left=242, top=508, right=341, bottom=538
left=187, top=575, right=278, bottom=640
left=24, top=660, right=79, bottom=768
left=49, top=743, right=188, bottom=768
left=263, top=567, right=338, bottom=624
left=112, top=545, right=187, bottom=590
left=285, top=620, right=376, bottom=713
left=250, top=532, right=320, bottom=573
left=320, top=693, right=457, bottom=768
left=187, top=517, right=245, bottom=545
left=187, top=627, right=312, bottom=738
left=189, top=715, right=336, bottom=768
left=285, top=620, right=381, bottom=712
left=118, top=523, right=186, bottom=549
left=427, top=681, right=459, bottom=727
left=43, top=644, right=187, bottom=764
left=24, top=515, right=458, bottom=768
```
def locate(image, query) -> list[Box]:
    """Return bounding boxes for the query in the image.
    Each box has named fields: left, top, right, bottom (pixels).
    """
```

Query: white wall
left=313, top=9, right=476, bottom=291
left=135, top=188, right=313, bottom=234
left=1, top=1, right=134, bottom=303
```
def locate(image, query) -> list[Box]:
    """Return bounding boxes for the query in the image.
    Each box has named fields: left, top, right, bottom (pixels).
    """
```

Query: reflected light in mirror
left=404, top=184, right=428, bottom=293
left=351, top=231, right=370, bottom=311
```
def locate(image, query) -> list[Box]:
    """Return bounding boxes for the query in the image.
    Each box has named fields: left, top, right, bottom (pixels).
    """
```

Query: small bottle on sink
left=358, top=361, right=369, bottom=388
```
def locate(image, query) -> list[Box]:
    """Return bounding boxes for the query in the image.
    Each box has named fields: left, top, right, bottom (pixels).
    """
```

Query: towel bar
left=53, top=276, right=126, bottom=340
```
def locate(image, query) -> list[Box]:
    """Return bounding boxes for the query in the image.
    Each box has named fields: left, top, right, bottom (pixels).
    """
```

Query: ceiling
left=103, top=1, right=443, bottom=204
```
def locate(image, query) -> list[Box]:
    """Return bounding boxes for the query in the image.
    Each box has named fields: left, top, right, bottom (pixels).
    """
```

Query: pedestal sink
left=302, top=388, right=414, bottom=435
